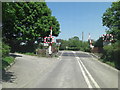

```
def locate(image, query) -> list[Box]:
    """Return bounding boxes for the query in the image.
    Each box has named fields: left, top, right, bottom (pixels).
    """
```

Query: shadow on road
left=2, top=69, right=16, bottom=83
left=9, top=53, right=22, bottom=58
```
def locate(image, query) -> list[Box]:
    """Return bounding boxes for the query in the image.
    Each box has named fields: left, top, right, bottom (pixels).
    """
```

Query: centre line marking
left=77, top=58, right=93, bottom=88
left=73, top=51, right=100, bottom=88
left=79, top=58, right=100, bottom=88
left=72, top=51, right=92, bottom=88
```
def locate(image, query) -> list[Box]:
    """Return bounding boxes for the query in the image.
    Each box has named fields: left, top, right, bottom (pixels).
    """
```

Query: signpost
left=44, top=26, right=54, bottom=55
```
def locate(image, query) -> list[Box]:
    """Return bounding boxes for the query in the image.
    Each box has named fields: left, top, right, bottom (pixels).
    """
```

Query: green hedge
left=114, top=49, right=120, bottom=69
left=2, top=42, right=15, bottom=69
left=2, top=56, right=14, bottom=69
left=2, top=42, right=10, bottom=58
left=103, top=45, right=114, bottom=62
left=102, top=42, right=120, bottom=69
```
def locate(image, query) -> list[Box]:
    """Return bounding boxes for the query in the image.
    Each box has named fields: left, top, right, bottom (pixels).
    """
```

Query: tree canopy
left=2, top=2, right=60, bottom=52
left=2, top=2, right=60, bottom=42
left=102, top=1, right=120, bottom=41
left=59, top=36, right=90, bottom=51
left=94, top=37, right=103, bottom=47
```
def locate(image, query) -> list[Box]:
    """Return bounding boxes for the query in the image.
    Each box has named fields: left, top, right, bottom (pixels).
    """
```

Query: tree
left=59, top=36, right=90, bottom=51
left=59, top=40, right=69, bottom=50
left=2, top=2, right=60, bottom=52
left=94, top=37, right=103, bottom=47
left=68, top=36, right=81, bottom=50
left=102, top=1, right=120, bottom=41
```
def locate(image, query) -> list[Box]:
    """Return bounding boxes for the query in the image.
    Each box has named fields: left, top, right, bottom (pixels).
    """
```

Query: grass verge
left=17, top=52, right=37, bottom=56
left=23, top=52, right=36, bottom=56
left=99, top=59, right=115, bottom=68
left=2, top=56, right=15, bottom=69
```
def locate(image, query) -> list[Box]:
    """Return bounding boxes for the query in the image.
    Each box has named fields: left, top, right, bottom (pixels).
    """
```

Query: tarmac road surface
left=2, top=51, right=118, bottom=88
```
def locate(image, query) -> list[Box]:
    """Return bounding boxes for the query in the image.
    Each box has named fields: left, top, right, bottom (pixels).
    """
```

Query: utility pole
left=82, top=32, right=84, bottom=42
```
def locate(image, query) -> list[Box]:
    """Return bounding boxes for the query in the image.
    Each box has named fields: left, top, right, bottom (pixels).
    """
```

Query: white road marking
left=79, top=58, right=100, bottom=88
left=76, top=57, right=93, bottom=88
left=57, top=51, right=64, bottom=60
left=73, top=51, right=100, bottom=88
left=72, top=51, right=76, bottom=54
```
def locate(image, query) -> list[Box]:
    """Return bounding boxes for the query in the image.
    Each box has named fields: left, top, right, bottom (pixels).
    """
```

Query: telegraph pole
left=82, top=32, right=84, bottom=42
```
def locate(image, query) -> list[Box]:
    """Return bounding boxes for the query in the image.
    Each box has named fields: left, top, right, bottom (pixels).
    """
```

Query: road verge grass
left=22, top=52, right=37, bottom=56
left=99, top=59, right=115, bottom=68
left=2, top=56, right=15, bottom=69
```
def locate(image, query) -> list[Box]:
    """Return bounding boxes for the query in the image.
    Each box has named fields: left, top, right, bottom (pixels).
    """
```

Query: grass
left=99, top=59, right=115, bottom=68
left=17, top=52, right=37, bottom=56
left=105, top=61, right=115, bottom=67
left=92, top=52, right=115, bottom=68
left=2, top=56, right=15, bottom=69
left=23, top=52, right=36, bottom=56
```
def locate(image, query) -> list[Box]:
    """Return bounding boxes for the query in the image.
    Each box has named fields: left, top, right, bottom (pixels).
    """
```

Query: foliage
left=101, top=41, right=120, bottom=69
left=60, top=40, right=69, bottom=50
left=102, top=1, right=120, bottom=69
left=99, top=59, right=115, bottom=67
left=2, top=42, right=10, bottom=58
left=94, top=37, right=103, bottom=47
left=82, top=42, right=91, bottom=52
left=68, top=36, right=81, bottom=50
left=102, top=1, right=120, bottom=41
left=2, top=56, right=14, bottom=69
left=59, top=36, right=90, bottom=51
left=102, top=45, right=114, bottom=62
left=2, top=42, right=15, bottom=69
left=22, top=52, right=36, bottom=56
left=2, top=2, right=60, bottom=52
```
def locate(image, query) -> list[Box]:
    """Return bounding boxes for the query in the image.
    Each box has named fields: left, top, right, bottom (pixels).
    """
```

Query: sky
left=46, top=2, right=112, bottom=41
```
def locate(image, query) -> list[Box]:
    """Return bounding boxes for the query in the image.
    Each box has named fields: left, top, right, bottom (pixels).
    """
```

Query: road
left=2, top=51, right=118, bottom=88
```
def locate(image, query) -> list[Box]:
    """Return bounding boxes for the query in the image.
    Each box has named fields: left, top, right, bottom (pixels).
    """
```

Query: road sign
left=102, top=34, right=113, bottom=42
left=44, top=37, right=54, bottom=43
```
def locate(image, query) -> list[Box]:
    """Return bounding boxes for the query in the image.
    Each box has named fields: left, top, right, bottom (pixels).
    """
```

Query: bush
left=2, top=56, right=14, bottom=69
left=84, top=47, right=91, bottom=52
left=102, top=45, right=114, bottom=62
left=101, top=41, right=120, bottom=69
left=23, top=52, right=36, bottom=56
left=2, top=42, right=10, bottom=58
left=113, top=41, right=120, bottom=69
left=114, top=49, right=120, bottom=69
left=2, top=42, right=15, bottom=69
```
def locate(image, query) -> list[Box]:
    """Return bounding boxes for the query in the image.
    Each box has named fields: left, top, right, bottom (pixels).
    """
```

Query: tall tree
left=102, top=1, right=120, bottom=41
left=2, top=2, right=60, bottom=52
left=68, top=36, right=81, bottom=48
